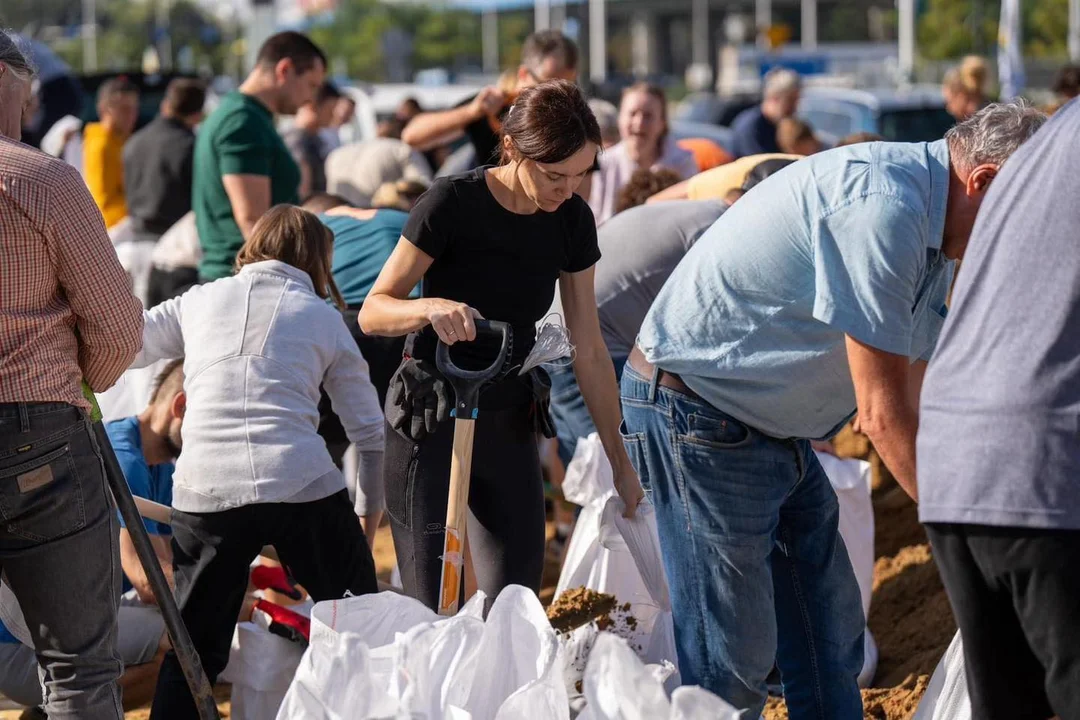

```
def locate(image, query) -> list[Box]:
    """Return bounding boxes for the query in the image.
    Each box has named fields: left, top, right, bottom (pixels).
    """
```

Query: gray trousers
left=0, top=595, right=164, bottom=708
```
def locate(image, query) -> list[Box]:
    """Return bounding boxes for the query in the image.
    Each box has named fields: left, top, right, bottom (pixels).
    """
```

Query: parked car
left=674, top=92, right=761, bottom=128
left=669, top=120, right=735, bottom=153
left=797, top=85, right=955, bottom=144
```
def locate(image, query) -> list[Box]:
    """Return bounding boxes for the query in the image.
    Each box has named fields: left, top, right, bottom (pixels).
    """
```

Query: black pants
left=149, top=491, right=377, bottom=720
left=384, top=400, right=545, bottom=611
left=926, top=523, right=1080, bottom=720
left=319, top=307, right=406, bottom=458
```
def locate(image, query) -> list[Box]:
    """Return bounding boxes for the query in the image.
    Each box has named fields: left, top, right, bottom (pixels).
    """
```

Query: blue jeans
left=548, top=355, right=627, bottom=467
left=619, top=368, right=863, bottom=719
left=0, top=403, right=124, bottom=719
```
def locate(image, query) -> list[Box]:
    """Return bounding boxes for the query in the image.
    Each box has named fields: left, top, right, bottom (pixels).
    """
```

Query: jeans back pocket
left=0, top=443, right=86, bottom=543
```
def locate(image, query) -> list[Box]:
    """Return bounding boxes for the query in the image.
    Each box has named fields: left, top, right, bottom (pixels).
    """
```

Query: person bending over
left=134, top=206, right=384, bottom=718
left=360, top=80, right=644, bottom=611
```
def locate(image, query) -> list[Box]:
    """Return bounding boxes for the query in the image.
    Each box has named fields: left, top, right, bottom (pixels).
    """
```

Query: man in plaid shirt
left=0, top=33, right=143, bottom=718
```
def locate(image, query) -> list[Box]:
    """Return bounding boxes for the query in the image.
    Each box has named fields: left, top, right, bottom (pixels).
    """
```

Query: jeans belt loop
left=647, top=361, right=660, bottom=404
left=17, top=403, right=29, bottom=433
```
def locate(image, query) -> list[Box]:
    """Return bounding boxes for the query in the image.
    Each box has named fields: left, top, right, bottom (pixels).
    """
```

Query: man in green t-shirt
left=193, top=31, right=327, bottom=280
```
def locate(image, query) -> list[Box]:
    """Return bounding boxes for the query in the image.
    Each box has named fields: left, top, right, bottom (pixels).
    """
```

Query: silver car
left=798, top=85, right=957, bottom=144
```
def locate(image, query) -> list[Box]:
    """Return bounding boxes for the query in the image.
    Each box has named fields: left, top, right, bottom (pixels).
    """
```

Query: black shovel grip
left=436, top=320, right=512, bottom=417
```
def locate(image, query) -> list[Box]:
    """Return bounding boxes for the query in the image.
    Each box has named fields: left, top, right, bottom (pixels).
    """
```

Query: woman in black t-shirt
left=360, top=80, right=644, bottom=610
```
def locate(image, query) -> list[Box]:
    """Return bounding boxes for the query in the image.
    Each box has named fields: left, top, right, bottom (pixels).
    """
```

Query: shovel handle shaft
left=438, top=418, right=477, bottom=615
left=93, top=422, right=220, bottom=720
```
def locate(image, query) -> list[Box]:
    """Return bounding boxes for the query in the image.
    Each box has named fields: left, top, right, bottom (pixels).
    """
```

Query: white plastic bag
left=913, top=631, right=971, bottom=720
left=277, top=587, right=565, bottom=720
left=278, top=591, right=442, bottom=719
left=577, top=635, right=738, bottom=720
left=555, top=434, right=679, bottom=692
left=814, top=450, right=879, bottom=687
left=220, top=621, right=306, bottom=720
left=465, top=586, right=569, bottom=720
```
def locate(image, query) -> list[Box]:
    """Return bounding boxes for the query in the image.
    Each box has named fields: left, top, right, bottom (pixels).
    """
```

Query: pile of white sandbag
left=274, top=584, right=738, bottom=720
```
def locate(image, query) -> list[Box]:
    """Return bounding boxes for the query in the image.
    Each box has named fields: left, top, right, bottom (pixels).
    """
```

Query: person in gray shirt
left=917, top=100, right=1080, bottom=720
left=283, top=82, right=340, bottom=200
left=548, top=158, right=796, bottom=464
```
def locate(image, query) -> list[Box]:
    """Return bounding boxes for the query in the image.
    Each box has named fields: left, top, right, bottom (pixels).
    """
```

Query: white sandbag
left=913, top=631, right=970, bottom=720
left=815, top=452, right=875, bottom=616
left=277, top=628, right=382, bottom=720
left=310, top=590, right=440, bottom=649
left=556, top=435, right=679, bottom=691
left=465, top=586, right=569, bottom=720
left=277, top=588, right=560, bottom=720
left=814, top=450, right=878, bottom=687
left=577, top=634, right=738, bottom=720
left=560, top=432, right=615, bottom=508
left=220, top=622, right=306, bottom=720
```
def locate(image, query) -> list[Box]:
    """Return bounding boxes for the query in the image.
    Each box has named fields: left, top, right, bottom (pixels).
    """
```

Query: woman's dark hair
left=500, top=79, right=602, bottom=165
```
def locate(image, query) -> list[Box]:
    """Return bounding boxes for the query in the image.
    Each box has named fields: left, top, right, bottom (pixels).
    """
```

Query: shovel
left=435, top=320, right=512, bottom=616
left=82, top=383, right=220, bottom=720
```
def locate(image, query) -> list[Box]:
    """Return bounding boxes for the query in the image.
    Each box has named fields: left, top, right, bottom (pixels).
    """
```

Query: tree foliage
left=918, top=0, right=1071, bottom=60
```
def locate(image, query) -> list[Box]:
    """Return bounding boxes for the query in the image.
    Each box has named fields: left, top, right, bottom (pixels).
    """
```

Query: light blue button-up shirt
left=638, top=140, right=955, bottom=440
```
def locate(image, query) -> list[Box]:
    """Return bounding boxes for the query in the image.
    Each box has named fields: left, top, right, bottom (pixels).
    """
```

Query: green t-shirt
left=193, top=91, right=301, bottom=280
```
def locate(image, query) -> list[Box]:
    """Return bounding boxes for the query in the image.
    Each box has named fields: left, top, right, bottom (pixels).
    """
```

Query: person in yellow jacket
left=84, top=77, right=139, bottom=228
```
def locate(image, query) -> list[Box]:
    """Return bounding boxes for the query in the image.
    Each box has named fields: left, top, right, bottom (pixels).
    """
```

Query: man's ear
left=275, top=58, right=294, bottom=85
left=171, top=391, right=186, bottom=420
left=966, top=164, right=999, bottom=197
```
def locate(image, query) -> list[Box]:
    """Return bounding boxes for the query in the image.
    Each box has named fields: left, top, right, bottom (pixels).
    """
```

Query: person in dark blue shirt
left=730, top=68, right=802, bottom=158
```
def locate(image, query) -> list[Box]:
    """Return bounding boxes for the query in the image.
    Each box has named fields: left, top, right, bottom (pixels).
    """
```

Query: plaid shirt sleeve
left=49, top=163, right=144, bottom=392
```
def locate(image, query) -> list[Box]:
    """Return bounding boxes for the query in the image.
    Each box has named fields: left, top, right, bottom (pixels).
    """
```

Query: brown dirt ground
left=4, top=429, right=956, bottom=720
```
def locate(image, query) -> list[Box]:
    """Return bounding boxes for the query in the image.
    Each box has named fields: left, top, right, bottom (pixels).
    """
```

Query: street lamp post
left=536, top=0, right=550, bottom=32
left=589, top=0, right=607, bottom=84
left=482, top=5, right=499, bottom=74
left=82, top=0, right=98, bottom=72
left=801, top=0, right=817, bottom=50
left=898, top=0, right=915, bottom=85
left=1070, top=0, right=1080, bottom=62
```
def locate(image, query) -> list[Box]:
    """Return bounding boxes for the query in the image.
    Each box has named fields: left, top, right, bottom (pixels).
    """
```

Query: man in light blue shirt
left=621, top=102, right=1045, bottom=718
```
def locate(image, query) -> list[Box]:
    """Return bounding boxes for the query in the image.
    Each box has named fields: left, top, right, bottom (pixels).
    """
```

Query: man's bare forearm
left=401, top=106, right=478, bottom=149
left=861, top=405, right=919, bottom=499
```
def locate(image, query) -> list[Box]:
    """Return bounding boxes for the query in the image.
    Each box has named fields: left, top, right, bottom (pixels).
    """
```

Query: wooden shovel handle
left=439, top=418, right=477, bottom=615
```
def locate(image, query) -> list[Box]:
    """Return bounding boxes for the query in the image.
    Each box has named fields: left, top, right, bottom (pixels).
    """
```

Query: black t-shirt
left=403, top=166, right=600, bottom=369
left=458, top=94, right=505, bottom=167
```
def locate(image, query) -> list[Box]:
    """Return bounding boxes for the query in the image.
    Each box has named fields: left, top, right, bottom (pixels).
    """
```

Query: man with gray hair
left=0, top=31, right=144, bottom=718
left=620, top=101, right=1046, bottom=718
left=730, top=67, right=802, bottom=157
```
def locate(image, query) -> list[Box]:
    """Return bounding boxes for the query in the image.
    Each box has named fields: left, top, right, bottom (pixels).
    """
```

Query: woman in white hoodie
left=133, top=205, right=385, bottom=718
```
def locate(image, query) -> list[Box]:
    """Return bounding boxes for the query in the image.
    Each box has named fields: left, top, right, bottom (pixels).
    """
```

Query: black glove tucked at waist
left=385, top=357, right=452, bottom=442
